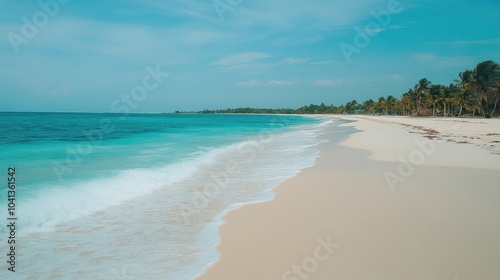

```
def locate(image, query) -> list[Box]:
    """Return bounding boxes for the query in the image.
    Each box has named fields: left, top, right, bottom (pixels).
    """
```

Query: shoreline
left=190, top=115, right=339, bottom=279
left=195, top=117, right=353, bottom=280
left=197, top=115, right=500, bottom=280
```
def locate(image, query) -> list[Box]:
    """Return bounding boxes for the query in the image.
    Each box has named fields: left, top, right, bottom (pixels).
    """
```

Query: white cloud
left=268, top=80, right=295, bottom=85
left=429, top=38, right=500, bottom=45
left=236, top=80, right=264, bottom=87
left=313, top=79, right=343, bottom=86
left=11, top=17, right=200, bottom=65
left=412, top=53, right=436, bottom=62
left=129, top=0, right=217, bottom=22
left=52, top=85, right=72, bottom=96
left=366, top=27, right=386, bottom=35
left=309, top=60, right=337, bottom=65
left=172, top=30, right=229, bottom=46
left=411, top=53, right=474, bottom=67
left=386, top=21, right=417, bottom=30
left=389, top=74, right=402, bottom=80
left=212, top=52, right=272, bottom=67
left=280, top=57, right=310, bottom=64
left=232, top=0, right=386, bottom=31
left=273, top=35, right=324, bottom=46
left=313, top=80, right=332, bottom=86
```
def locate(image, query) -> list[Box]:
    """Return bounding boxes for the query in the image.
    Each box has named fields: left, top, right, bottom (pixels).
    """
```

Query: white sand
left=342, top=115, right=500, bottom=156
left=197, top=116, right=500, bottom=280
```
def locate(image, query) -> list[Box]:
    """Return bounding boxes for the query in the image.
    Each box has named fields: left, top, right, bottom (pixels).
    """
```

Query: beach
left=2, top=1, right=499, bottom=279
left=198, top=116, right=500, bottom=280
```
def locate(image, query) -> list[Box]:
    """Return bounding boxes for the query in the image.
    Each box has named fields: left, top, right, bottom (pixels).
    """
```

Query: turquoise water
left=0, top=112, right=336, bottom=279
left=1, top=113, right=310, bottom=185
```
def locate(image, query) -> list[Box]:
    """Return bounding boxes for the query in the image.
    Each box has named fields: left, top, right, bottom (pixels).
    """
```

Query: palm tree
left=473, top=60, right=500, bottom=118
left=361, top=99, right=376, bottom=114
left=386, top=95, right=397, bottom=115
left=446, top=84, right=460, bottom=116
left=437, top=84, right=457, bottom=116
left=415, top=78, right=431, bottom=116
left=491, top=87, right=500, bottom=117
left=345, top=100, right=359, bottom=114
left=401, top=91, right=415, bottom=116
left=393, top=98, right=404, bottom=115
left=483, top=63, right=500, bottom=117
left=377, top=97, right=388, bottom=115
left=409, top=88, right=418, bottom=115
left=452, top=87, right=475, bottom=117
left=454, top=70, right=476, bottom=117
left=427, top=85, right=443, bottom=116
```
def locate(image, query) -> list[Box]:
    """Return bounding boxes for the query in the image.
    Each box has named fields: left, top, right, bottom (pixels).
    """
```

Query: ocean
left=0, top=112, right=336, bottom=279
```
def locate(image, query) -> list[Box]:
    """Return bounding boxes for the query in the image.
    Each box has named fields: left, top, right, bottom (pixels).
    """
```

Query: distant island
left=180, top=60, right=499, bottom=118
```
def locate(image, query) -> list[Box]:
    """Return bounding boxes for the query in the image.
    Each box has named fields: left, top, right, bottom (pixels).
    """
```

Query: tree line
left=181, top=60, right=500, bottom=118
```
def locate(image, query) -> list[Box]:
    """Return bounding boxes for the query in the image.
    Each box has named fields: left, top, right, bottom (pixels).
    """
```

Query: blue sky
left=0, top=0, right=499, bottom=112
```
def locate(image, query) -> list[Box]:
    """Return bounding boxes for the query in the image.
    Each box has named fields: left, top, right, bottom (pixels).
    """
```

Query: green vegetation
left=182, top=60, right=500, bottom=118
